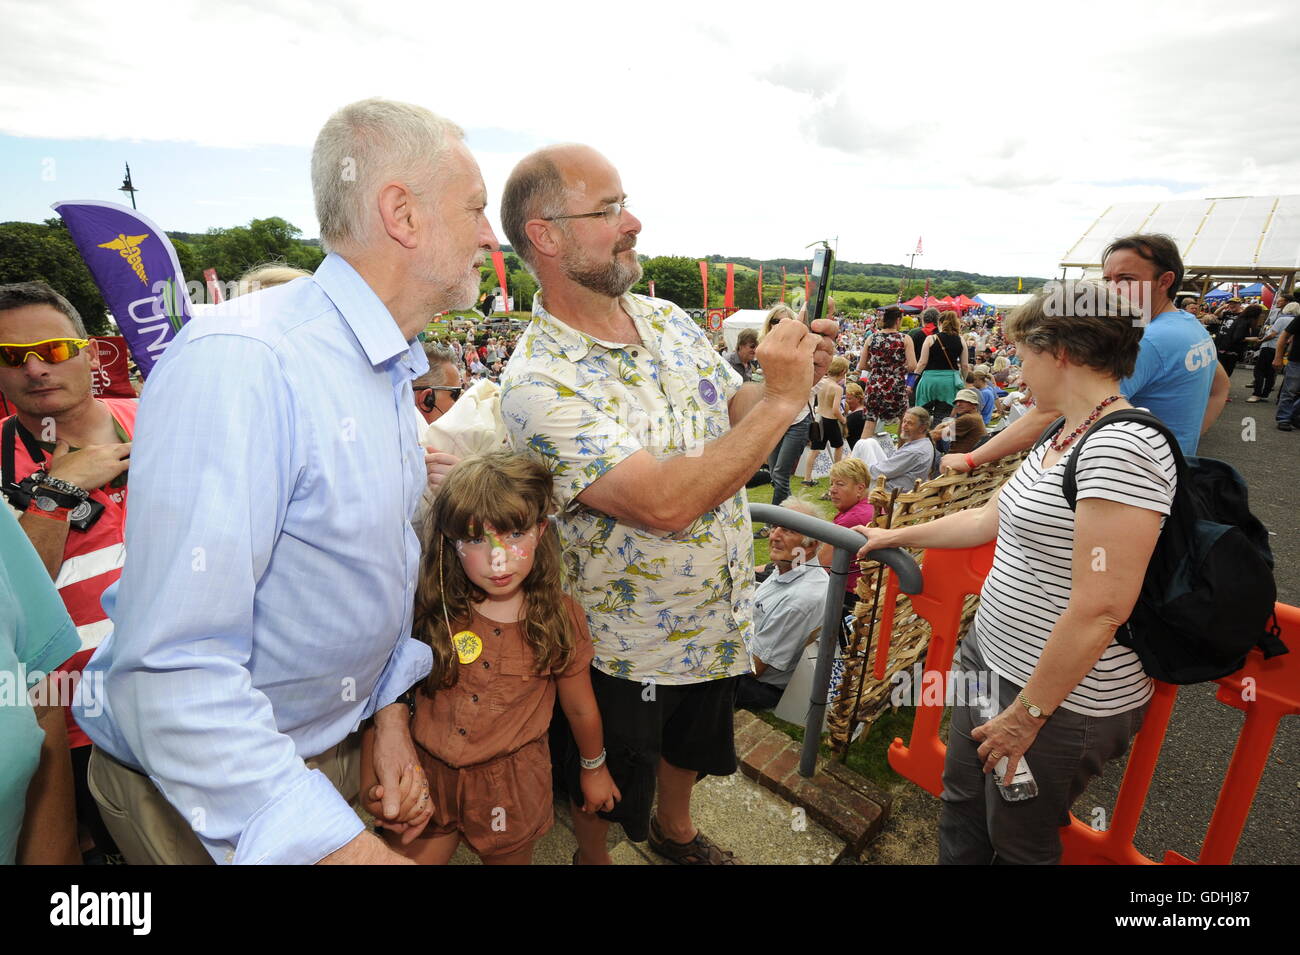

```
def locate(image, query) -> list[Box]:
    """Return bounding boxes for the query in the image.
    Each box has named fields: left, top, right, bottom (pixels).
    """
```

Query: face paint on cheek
left=485, top=529, right=508, bottom=574
left=454, top=541, right=468, bottom=559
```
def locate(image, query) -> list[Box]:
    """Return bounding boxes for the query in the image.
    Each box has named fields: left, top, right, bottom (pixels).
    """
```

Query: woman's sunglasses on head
left=0, top=337, right=92, bottom=367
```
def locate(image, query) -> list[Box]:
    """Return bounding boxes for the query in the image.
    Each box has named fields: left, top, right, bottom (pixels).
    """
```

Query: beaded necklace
left=1049, top=395, right=1123, bottom=453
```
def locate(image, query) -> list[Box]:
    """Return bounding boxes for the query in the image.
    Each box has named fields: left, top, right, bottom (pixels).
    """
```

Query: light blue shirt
left=751, top=561, right=829, bottom=688
left=1, top=505, right=81, bottom=864
left=1121, top=308, right=1216, bottom=455
left=74, top=253, right=432, bottom=864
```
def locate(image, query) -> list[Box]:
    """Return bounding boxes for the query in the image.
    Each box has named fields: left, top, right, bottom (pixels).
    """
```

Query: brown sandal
left=647, top=816, right=739, bottom=865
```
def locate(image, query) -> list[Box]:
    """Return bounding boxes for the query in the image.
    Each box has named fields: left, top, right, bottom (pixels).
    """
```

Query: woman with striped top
left=854, top=280, right=1176, bottom=864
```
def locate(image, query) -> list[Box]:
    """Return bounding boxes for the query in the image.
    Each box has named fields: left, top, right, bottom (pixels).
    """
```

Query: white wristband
left=579, top=749, right=606, bottom=770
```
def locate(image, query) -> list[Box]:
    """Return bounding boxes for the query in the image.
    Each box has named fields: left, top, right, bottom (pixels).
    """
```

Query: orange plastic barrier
left=882, top=544, right=1300, bottom=865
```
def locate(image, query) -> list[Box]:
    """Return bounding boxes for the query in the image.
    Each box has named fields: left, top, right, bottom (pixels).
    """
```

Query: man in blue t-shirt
left=1106, top=237, right=1223, bottom=454
left=940, top=233, right=1230, bottom=471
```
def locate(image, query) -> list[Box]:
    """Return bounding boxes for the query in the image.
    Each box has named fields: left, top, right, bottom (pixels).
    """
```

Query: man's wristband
left=396, top=687, right=418, bottom=720
left=31, top=472, right=90, bottom=502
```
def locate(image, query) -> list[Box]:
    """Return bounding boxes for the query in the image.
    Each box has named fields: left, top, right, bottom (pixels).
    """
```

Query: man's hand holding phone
left=758, top=317, right=838, bottom=410
left=794, top=303, right=839, bottom=382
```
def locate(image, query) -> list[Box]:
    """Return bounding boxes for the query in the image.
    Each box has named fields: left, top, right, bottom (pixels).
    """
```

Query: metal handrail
left=749, top=502, right=922, bottom=776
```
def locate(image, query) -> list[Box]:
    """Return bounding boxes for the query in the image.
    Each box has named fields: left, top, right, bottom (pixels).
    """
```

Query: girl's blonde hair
left=236, top=262, right=312, bottom=295
left=415, top=451, right=574, bottom=691
left=828, top=356, right=849, bottom=378
left=763, top=303, right=798, bottom=338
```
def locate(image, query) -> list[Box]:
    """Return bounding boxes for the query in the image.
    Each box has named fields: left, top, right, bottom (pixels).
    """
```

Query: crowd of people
left=1, top=94, right=1279, bottom=869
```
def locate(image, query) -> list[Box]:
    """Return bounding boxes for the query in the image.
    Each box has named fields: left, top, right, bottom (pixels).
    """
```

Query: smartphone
left=806, top=246, right=834, bottom=325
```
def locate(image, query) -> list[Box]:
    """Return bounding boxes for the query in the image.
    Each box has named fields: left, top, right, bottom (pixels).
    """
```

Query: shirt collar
left=771, top=560, right=820, bottom=584
left=313, top=253, right=418, bottom=370
left=531, top=292, right=661, bottom=363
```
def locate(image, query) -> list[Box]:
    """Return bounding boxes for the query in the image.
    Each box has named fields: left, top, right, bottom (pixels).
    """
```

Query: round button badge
left=698, top=379, right=717, bottom=404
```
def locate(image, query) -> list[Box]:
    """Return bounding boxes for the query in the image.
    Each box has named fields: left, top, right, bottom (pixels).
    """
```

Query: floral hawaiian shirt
left=499, top=293, right=755, bottom=685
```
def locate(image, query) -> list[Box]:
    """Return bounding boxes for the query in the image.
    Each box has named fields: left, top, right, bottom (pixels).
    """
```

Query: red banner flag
left=724, top=263, right=735, bottom=309
left=90, top=336, right=137, bottom=397
left=781, top=266, right=786, bottom=303
left=698, top=260, right=709, bottom=307
left=491, top=250, right=509, bottom=312
left=923, top=277, right=931, bottom=304
left=203, top=268, right=225, bottom=304
left=916, top=236, right=924, bottom=255
left=804, top=267, right=810, bottom=304
left=757, top=266, right=763, bottom=308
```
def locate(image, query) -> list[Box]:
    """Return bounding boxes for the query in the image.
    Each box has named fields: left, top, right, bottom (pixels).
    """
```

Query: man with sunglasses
left=411, top=342, right=465, bottom=496
left=0, top=280, right=134, bottom=863
left=499, top=144, right=837, bottom=864
left=412, top=342, right=463, bottom=427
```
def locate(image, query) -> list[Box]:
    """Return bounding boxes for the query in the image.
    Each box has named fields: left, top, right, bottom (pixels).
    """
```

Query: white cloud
left=1, top=0, right=1297, bottom=277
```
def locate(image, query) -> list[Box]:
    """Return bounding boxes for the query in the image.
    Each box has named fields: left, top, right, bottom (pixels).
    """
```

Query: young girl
left=817, top=458, right=875, bottom=597
left=361, top=451, right=619, bottom=865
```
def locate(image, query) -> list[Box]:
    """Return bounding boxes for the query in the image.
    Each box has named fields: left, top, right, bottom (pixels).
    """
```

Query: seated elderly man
left=848, top=406, right=937, bottom=493
left=736, top=498, right=829, bottom=711
left=930, top=388, right=986, bottom=455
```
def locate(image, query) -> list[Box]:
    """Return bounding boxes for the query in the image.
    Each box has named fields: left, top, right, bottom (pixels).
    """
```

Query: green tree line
left=0, top=216, right=1041, bottom=335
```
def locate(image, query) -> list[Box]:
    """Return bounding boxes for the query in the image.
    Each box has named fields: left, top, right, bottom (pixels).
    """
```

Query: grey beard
left=564, top=252, right=643, bottom=298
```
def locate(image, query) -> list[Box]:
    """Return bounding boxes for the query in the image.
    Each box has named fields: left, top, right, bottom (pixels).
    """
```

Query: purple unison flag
left=52, top=199, right=193, bottom=377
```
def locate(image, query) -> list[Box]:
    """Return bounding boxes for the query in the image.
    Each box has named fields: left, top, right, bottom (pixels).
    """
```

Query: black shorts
left=811, top=417, right=843, bottom=450
left=550, top=666, right=738, bottom=842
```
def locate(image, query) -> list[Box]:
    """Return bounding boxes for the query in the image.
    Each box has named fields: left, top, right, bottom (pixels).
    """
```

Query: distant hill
left=700, top=253, right=1044, bottom=294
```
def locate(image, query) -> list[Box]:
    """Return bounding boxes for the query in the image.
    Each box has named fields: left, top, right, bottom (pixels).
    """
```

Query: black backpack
left=1035, top=409, right=1287, bottom=684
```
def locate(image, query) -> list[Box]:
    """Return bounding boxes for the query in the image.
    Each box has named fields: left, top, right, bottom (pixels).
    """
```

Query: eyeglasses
left=541, top=200, right=629, bottom=224
left=427, top=386, right=462, bottom=402
left=0, top=338, right=92, bottom=367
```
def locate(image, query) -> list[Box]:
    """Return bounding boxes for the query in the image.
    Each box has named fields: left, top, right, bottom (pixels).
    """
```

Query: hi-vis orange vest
left=3, top=397, right=135, bottom=748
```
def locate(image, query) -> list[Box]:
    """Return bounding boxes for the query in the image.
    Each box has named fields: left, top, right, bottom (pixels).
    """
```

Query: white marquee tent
left=720, top=309, right=769, bottom=351
left=972, top=293, right=1033, bottom=310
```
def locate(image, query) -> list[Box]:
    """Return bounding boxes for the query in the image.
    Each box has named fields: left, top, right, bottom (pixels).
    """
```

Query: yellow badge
left=453, top=630, right=483, bottom=665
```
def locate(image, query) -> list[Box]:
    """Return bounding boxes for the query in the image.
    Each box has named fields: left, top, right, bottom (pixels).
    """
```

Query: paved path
left=449, top=771, right=845, bottom=865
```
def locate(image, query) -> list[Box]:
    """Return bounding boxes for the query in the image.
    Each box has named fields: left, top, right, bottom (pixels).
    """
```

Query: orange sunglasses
left=0, top=337, right=93, bottom=367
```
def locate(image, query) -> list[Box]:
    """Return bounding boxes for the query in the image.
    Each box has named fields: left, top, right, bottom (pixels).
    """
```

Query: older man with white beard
left=74, top=98, right=499, bottom=865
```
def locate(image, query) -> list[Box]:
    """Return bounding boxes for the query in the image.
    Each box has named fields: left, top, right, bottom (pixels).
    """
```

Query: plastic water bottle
left=993, top=756, right=1039, bottom=802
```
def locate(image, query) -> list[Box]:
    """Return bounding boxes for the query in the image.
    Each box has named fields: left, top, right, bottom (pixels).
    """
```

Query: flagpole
left=903, top=237, right=922, bottom=303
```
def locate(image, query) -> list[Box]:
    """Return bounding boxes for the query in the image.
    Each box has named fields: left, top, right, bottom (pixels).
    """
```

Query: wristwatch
left=1019, top=693, right=1050, bottom=720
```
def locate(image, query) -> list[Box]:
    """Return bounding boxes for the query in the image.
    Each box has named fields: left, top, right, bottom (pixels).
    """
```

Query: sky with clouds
left=2, top=0, right=1297, bottom=278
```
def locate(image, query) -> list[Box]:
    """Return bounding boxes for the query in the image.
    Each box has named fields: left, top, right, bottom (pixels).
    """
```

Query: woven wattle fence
left=828, top=452, right=1027, bottom=753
